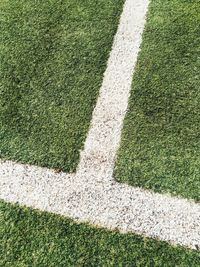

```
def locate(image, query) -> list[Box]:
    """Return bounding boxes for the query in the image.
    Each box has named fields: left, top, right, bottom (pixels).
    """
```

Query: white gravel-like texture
left=0, top=0, right=200, bottom=250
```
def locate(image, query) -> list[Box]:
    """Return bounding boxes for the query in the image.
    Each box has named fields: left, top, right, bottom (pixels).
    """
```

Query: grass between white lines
left=0, top=0, right=124, bottom=172
left=0, top=0, right=200, bottom=251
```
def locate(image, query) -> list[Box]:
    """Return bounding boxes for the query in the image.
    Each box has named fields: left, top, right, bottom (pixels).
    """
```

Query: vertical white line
left=78, top=0, right=150, bottom=178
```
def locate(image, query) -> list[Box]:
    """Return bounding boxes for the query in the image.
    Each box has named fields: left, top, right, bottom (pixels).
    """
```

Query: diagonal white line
left=0, top=0, right=199, bottom=250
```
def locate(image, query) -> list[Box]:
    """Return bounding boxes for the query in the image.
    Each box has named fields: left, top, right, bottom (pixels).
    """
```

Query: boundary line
left=1, top=0, right=199, bottom=249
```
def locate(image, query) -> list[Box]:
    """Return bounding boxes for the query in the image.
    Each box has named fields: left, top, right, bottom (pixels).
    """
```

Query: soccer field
left=0, top=0, right=200, bottom=265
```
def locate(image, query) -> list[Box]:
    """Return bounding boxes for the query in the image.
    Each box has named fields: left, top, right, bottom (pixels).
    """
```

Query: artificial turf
left=0, top=0, right=124, bottom=172
left=0, top=201, right=199, bottom=266
left=115, top=0, right=200, bottom=201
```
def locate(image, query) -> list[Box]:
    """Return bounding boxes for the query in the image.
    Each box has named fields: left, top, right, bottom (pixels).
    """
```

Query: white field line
left=0, top=0, right=200, bottom=250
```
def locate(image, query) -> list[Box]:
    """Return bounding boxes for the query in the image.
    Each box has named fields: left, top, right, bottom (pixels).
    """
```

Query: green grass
left=0, top=0, right=124, bottom=172
left=115, top=0, right=200, bottom=201
left=1, top=201, right=199, bottom=266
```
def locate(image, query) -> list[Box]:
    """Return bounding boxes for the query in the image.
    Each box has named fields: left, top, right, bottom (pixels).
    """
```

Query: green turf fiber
left=0, top=201, right=199, bottom=266
left=0, top=0, right=124, bottom=172
left=115, top=0, right=200, bottom=200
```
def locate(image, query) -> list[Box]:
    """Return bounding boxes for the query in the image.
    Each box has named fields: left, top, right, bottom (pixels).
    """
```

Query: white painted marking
left=0, top=0, right=199, bottom=249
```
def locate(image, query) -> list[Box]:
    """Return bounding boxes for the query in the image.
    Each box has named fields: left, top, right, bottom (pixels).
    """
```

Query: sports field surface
left=1, top=201, right=200, bottom=266
left=0, top=0, right=200, bottom=265
left=115, top=0, right=200, bottom=201
left=0, top=0, right=124, bottom=172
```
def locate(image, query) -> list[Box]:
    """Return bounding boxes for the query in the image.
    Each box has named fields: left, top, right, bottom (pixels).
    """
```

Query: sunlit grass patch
left=0, top=0, right=124, bottom=172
